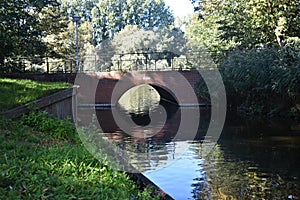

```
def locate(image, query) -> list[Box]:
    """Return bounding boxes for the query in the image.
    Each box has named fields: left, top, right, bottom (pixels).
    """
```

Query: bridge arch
left=113, top=83, right=179, bottom=107
left=75, top=71, right=206, bottom=108
left=149, top=84, right=178, bottom=105
left=109, top=71, right=193, bottom=107
left=73, top=71, right=207, bottom=130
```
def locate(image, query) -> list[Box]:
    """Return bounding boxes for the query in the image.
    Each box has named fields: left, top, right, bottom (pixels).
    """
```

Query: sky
left=164, top=0, right=194, bottom=18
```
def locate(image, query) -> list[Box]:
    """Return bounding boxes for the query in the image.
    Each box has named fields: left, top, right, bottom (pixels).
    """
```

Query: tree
left=112, top=25, right=158, bottom=54
left=245, top=0, right=300, bottom=46
left=189, top=0, right=300, bottom=117
left=110, top=25, right=159, bottom=70
left=97, top=25, right=187, bottom=71
left=186, top=12, right=238, bottom=61
left=220, top=40, right=300, bottom=117
left=91, top=0, right=174, bottom=43
left=39, top=4, right=71, bottom=58
left=0, top=0, right=60, bottom=67
left=61, top=0, right=97, bottom=22
left=189, top=0, right=300, bottom=49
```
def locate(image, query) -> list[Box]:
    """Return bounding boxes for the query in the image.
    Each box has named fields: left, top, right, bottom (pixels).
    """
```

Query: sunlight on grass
left=0, top=78, right=71, bottom=112
left=0, top=115, right=157, bottom=199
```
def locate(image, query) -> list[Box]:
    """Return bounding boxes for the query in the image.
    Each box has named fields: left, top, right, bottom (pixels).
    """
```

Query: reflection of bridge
left=74, top=70, right=208, bottom=107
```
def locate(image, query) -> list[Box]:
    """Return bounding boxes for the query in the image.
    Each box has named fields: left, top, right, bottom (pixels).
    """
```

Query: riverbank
left=0, top=78, right=161, bottom=199
left=0, top=113, right=159, bottom=199
left=0, top=78, right=71, bottom=112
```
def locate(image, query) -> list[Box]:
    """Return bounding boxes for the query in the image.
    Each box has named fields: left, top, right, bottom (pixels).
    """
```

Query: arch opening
left=149, top=84, right=178, bottom=106
left=118, top=84, right=179, bottom=112
left=117, top=84, right=178, bottom=126
left=118, top=84, right=159, bottom=114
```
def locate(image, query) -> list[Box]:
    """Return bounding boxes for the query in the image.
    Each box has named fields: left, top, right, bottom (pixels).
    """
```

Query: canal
left=83, top=85, right=300, bottom=199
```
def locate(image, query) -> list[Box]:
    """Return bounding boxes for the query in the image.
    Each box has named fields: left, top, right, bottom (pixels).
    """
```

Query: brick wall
left=2, top=70, right=208, bottom=106
left=74, top=71, right=207, bottom=106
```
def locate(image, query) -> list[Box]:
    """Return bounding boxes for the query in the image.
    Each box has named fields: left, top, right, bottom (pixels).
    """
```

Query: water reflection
left=96, top=104, right=207, bottom=172
left=87, top=85, right=300, bottom=199
left=139, top=121, right=299, bottom=199
left=94, top=106, right=300, bottom=199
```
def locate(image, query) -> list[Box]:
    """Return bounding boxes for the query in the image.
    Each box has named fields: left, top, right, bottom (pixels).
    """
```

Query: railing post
left=72, top=85, right=80, bottom=123
left=73, top=16, right=81, bottom=72
left=70, top=61, right=73, bottom=73
left=46, top=57, right=49, bottom=74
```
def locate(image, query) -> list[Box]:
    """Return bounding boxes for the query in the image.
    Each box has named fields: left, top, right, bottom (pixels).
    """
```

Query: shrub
left=21, top=111, right=76, bottom=140
left=219, top=42, right=300, bottom=117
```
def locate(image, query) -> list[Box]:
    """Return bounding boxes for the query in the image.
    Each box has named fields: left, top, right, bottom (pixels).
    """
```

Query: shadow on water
left=79, top=83, right=300, bottom=199
left=74, top=93, right=300, bottom=199
left=130, top=112, right=151, bottom=126
left=128, top=100, right=180, bottom=126
left=188, top=115, right=300, bottom=199
left=96, top=100, right=183, bottom=142
left=94, top=104, right=300, bottom=199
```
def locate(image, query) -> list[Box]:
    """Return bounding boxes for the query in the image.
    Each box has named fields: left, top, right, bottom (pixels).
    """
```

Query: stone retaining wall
left=1, top=87, right=77, bottom=120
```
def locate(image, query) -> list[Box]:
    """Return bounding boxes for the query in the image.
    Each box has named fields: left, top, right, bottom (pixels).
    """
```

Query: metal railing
left=1, top=57, right=76, bottom=74
left=1, top=50, right=228, bottom=74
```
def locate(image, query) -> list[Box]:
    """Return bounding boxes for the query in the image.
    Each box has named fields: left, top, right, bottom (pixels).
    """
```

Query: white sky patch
left=164, top=0, right=194, bottom=18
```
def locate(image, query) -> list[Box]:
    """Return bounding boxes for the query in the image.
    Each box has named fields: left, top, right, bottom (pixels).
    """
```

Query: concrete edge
left=1, top=87, right=75, bottom=119
left=128, top=172, right=174, bottom=200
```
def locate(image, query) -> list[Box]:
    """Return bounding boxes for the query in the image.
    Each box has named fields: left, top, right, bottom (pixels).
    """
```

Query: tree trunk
left=276, top=33, right=284, bottom=47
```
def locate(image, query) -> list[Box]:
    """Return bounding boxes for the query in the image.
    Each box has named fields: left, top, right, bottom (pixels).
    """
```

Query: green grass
left=0, top=113, right=158, bottom=199
left=0, top=78, right=71, bottom=112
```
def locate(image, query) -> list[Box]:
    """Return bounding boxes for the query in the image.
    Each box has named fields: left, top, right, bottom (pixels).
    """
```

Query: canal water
left=93, top=85, right=300, bottom=199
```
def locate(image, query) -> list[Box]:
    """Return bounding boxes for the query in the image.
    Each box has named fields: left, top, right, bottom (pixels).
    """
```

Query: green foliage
left=1, top=0, right=175, bottom=71
left=220, top=42, right=300, bottom=117
left=188, top=0, right=300, bottom=117
left=0, top=78, right=71, bottom=112
left=40, top=4, right=73, bottom=59
left=61, top=0, right=96, bottom=22
left=186, top=13, right=237, bottom=62
left=21, top=111, right=76, bottom=140
left=0, top=0, right=60, bottom=65
left=245, top=0, right=300, bottom=46
left=97, top=25, right=187, bottom=71
left=91, top=0, right=174, bottom=43
left=189, top=0, right=300, bottom=50
left=0, top=116, right=157, bottom=199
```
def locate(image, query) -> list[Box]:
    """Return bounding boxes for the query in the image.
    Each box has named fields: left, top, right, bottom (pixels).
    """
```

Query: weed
left=20, top=111, right=76, bottom=140
left=0, top=115, right=157, bottom=199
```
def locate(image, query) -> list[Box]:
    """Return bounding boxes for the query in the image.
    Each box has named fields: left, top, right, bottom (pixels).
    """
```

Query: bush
left=219, top=41, right=300, bottom=117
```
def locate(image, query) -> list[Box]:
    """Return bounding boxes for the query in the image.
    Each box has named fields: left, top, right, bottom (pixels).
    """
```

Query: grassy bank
left=0, top=112, right=157, bottom=199
left=0, top=78, right=71, bottom=112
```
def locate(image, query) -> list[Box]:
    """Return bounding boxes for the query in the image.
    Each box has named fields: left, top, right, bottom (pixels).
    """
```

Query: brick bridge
left=74, top=70, right=207, bottom=107
left=2, top=70, right=208, bottom=107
